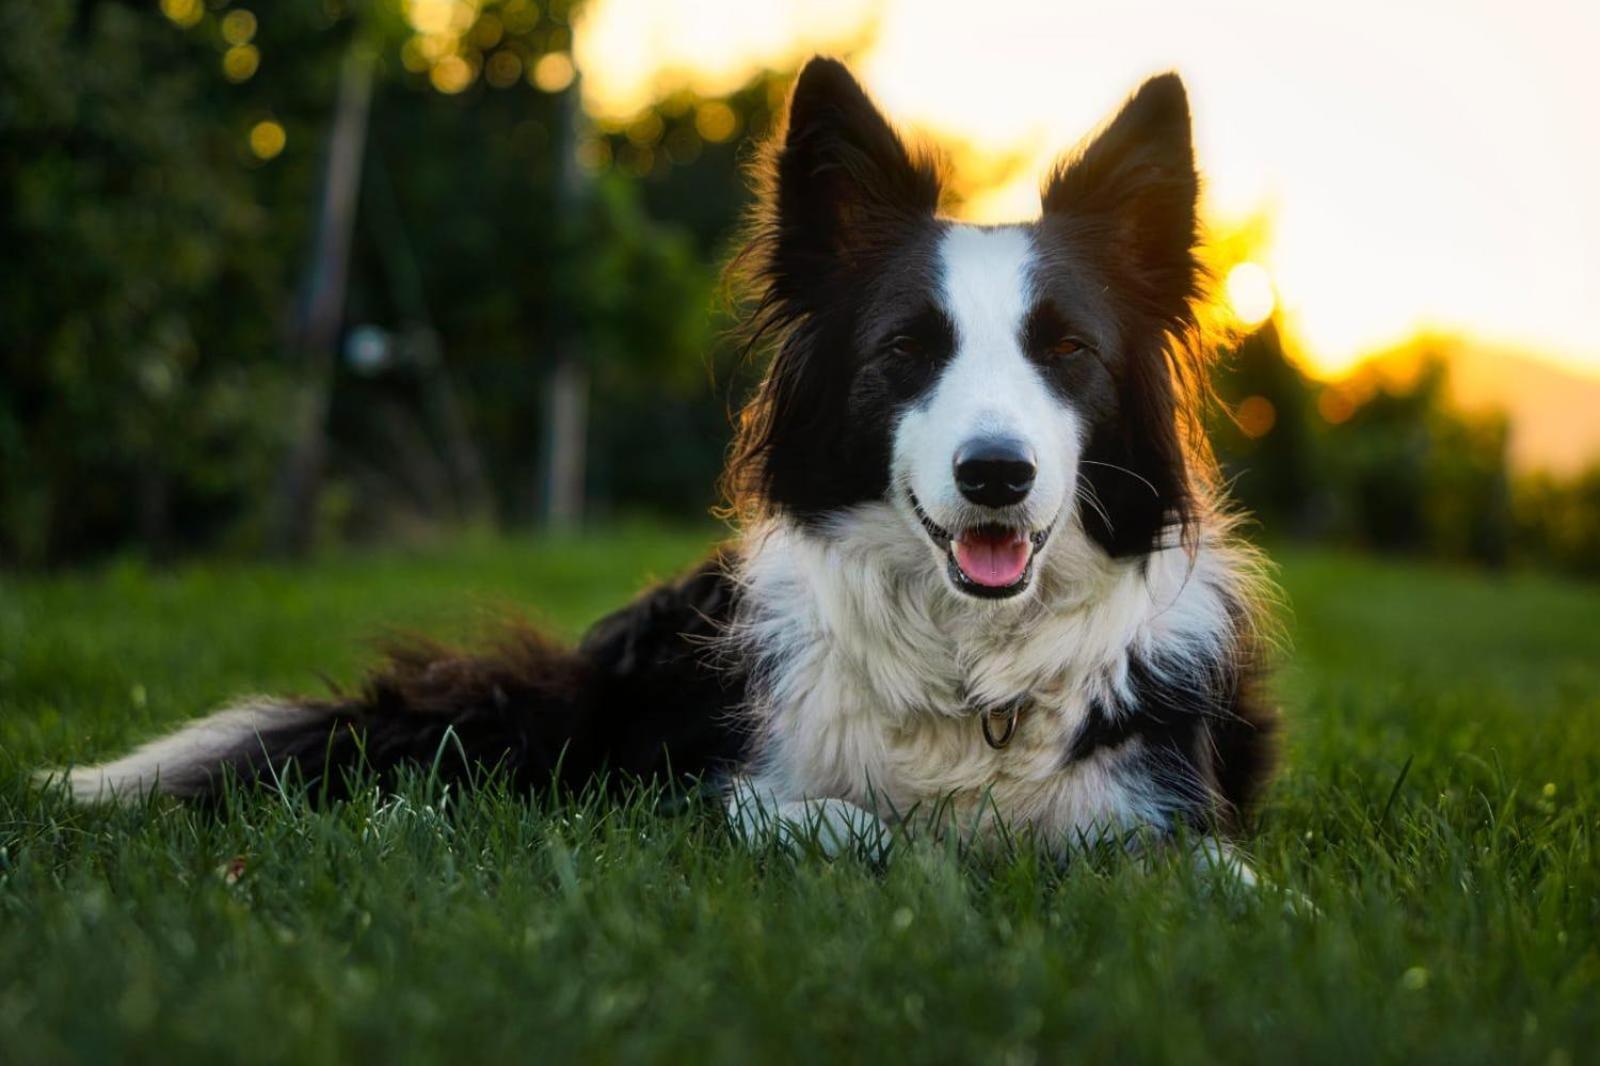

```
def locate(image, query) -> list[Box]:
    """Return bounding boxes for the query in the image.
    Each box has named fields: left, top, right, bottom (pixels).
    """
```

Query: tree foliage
left=0, top=0, right=733, bottom=564
left=1, top=0, right=288, bottom=564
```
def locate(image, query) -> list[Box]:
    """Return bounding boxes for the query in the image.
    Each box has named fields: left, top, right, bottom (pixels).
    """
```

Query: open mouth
left=909, top=493, right=1051, bottom=599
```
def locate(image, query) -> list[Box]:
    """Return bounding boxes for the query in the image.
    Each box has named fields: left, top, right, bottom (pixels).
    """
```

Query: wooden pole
left=540, top=58, right=589, bottom=532
left=274, top=42, right=375, bottom=556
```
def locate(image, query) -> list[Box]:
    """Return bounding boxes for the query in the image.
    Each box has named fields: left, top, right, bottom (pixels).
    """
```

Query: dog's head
left=727, top=58, right=1211, bottom=600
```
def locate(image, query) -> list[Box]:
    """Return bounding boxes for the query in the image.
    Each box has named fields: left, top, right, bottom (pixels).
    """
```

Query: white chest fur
left=730, top=507, right=1250, bottom=844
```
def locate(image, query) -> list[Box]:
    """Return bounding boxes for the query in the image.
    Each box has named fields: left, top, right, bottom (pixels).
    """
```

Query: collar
left=977, top=693, right=1033, bottom=750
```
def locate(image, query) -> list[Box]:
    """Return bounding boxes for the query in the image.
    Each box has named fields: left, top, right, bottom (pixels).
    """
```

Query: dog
left=46, top=58, right=1277, bottom=869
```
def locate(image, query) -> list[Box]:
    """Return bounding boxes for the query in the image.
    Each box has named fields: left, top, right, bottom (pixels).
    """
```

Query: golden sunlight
left=1226, top=263, right=1275, bottom=330
left=576, top=0, right=1600, bottom=383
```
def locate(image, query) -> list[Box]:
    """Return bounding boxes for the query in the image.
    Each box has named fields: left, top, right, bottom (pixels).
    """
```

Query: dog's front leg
left=1124, top=829, right=1259, bottom=887
left=1186, top=835, right=1320, bottom=916
left=1189, top=835, right=1259, bottom=887
left=724, top=777, right=892, bottom=861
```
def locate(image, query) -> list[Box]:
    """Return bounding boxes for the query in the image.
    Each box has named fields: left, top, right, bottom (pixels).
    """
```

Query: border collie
left=47, top=58, right=1278, bottom=869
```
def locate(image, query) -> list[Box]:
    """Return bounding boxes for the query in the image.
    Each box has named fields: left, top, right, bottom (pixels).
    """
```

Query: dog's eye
left=885, top=334, right=923, bottom=358
left=1046, top=336, right=1089, bottom=359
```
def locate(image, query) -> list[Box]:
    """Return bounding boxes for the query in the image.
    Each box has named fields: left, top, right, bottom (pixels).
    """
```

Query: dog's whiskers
left=1079, top=460, right=1160, bottom=498
left=1076, top=481, right=1115, bottom=535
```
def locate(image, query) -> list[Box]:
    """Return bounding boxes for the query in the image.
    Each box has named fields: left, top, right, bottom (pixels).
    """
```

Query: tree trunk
left=542, top=354, right=589, bottom=532
left=274, top=42, right=375, bottom=557
left=540, top=58, right=589, bottom=531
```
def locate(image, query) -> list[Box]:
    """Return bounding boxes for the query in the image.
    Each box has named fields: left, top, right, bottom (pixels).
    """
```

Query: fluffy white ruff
left=728, top=503, right=1260, bottom=852
left=36, top=699, right=321, bottom=804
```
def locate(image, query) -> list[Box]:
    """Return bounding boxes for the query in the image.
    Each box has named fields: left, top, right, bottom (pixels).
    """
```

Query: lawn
left=2, top=527, right=1597, bottom=1063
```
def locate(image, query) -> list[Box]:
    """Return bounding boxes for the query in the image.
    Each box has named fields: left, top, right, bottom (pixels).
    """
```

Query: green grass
left=2, top=528, right=1597, bottom=1064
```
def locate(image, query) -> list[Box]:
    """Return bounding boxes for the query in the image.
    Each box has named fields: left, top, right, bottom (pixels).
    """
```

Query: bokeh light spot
left=485, top=49, right=523, bottom=88
left=626, top=111, right=664, bottom=146
left=221, top=10, right=257, bottom=46
left=415, top=34, right=451, bottom=62
left=693, top=101, right=737, bottom=144
left=160, top=0, right=203, bottom=28
left=1226, top=262, right=1276, bottom=329
left=1317, top=387, right=1357, bottom=425
left=1236, top=395, right=1277, bottom=439
left=472, top=14, right=504, bottom=50
left=223, top=44, right=260, bottom=83
left=532, top=52, right=575, bottom=93
left=616, top=143, right=653, bottom=177
left=406, top=0, right=479, bottom=37
left=400, top=36, right=430, bottom=73
left=430, top=53, right=476, bottom=94
left=248, top=119, right=286, bottom=160
left=502, top=0, right=540, bottom=34
left=576, top=135, right=613, bottom=173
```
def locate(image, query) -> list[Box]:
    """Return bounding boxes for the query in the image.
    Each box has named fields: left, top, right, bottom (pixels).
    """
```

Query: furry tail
left=47, top=625, right=603, bottom=805
left=44, top=556, right=749, bottom=806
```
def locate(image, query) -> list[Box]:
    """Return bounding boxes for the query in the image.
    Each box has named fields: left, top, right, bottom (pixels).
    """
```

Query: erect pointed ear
left=1042, top=73, right=1199, bottom=308
left=768, top=57, right=941, bottom=298
left=1046, top=75, right=1205, bottom=559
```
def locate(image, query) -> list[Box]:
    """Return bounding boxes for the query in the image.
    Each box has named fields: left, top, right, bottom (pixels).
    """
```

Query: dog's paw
left=726, top=780, right=892, bottom=863
left=1191, top=837, right=1259, bottom=887
left=772, top=797, right=893, bottom=862
left=1190, top=838, right=1321, bottom=918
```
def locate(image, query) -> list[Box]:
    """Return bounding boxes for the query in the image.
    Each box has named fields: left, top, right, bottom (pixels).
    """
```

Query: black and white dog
left=51, top=59, right=1277, bottom=867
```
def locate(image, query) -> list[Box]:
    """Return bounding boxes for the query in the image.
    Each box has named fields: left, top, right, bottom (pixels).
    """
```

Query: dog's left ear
left=1044, top=74, right=1204, bottom=557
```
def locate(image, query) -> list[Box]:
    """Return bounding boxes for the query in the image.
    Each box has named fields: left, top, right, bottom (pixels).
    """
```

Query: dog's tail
left=43, top=556, right=748, bottom=806
left=46, top=625, right=617, bottom=805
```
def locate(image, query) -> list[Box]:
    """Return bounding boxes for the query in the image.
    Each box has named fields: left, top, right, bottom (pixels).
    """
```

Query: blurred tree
left=1514, top=465, right=1600, bottom=577
left=1212, top=324, right=1516, bottom=567
left=1211, top=321, right=1321, bottom=537
left=0, top=0, right=286, bottom=565
left=0, top=0, right=731, bottom=563
left=1321, top=357, right=1511, bottom=565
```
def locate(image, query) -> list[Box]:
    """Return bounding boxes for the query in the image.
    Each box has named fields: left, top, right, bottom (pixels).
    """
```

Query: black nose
left=954, top=437, right=1036, bottom=508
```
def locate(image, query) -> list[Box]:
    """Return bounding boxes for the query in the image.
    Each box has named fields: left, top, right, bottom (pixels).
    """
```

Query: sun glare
left=1226, top=263, right=1276, bottom=330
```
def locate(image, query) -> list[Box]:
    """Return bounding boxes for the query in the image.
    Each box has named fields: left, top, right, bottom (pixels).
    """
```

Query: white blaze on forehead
left=937, top=225, right=1035, bottom=348
left=893, top=222, right=1079, bottom=540
left=926, top=224, right=1055, bottom=446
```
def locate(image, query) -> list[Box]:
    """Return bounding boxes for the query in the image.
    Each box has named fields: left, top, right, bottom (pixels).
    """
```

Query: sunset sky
left=575, top=0, right=1600, bottom=380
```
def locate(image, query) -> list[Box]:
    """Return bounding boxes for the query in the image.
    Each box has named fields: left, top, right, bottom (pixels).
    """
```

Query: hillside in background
left=1354, top=338, right=1600, bottom=474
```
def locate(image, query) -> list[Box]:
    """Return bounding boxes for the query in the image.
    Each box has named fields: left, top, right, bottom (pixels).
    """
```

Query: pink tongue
left=953, top=531, right=1031, bottom=587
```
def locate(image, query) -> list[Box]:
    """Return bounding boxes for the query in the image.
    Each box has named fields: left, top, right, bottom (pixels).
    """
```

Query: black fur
left=1038, top=74, right=1210, bottom=557
left=184, top=557, right=749, bottom=803
left=724, top=56, right=949, bottom=523
left=1067, top=647, right=1278, bottom=832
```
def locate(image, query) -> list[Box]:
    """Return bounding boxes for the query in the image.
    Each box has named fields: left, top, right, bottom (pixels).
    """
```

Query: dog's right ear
left=767, top=57, right=941, bottom=302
